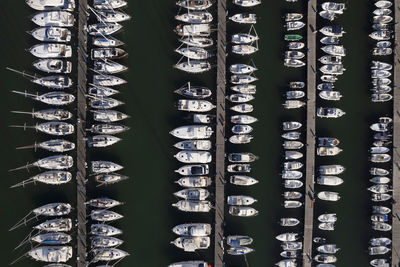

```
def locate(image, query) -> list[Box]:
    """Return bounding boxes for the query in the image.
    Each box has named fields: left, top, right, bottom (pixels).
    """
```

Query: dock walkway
left=392, top=0, right=400, bottom=265
left=76, top=0, right=88, bottom=266
left=213, top=0, right=226, bottom=266
left=303, top=1, right=317, bottom=266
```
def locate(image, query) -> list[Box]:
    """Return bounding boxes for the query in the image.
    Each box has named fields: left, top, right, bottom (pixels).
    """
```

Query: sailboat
left=26, top=0, right=76, bottom=11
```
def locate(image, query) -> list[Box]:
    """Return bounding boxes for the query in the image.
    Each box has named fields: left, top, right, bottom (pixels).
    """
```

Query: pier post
left=392, top=0, right=400, bottom=265
left=76, top=1, right=88, bottom=266
left=214, top=0, right=226, bottom=266
left=303, top=0, right=317, bottom=266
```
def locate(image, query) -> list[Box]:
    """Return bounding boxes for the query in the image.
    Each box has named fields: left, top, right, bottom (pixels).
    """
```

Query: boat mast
left=6, top=67, right=38, bottom=80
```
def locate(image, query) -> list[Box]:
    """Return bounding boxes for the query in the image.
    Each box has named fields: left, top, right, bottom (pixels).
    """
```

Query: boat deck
left=214, top=0, right=226, bottom=266
left=392, top=0, right=400, bottom=265
left=76, top=0, right=88, bottom=266
left=303, top=1, right=317, bottom=266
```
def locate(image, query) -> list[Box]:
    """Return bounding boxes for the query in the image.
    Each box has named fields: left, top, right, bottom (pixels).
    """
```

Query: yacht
left=373, top=8, right=392, bottom=16
left=282, top=131, right=300, bottom=140
left=229, top=206, right=258, bottom=217
left=285, top=13, right=303, bottom=22
left=32, top=11, right=74, bottom=27
left=317, top=107, right=346, bottom=118
left=172, top=223, right=211, bottom=236
left=229, top=134, right=253, bottom=144
left=373, top=205, right=391, bottom=214
left=91, top=248, right=129, bottom=262
left=88, top=86, right=119, bottom=97
left=31, top=232, right=71, bottom=245
left=91, top=224, right=122, bottom=236
left=175, top=83, right=211, bottom=99
left=30, top=27, right=71, bottom=42
left=370, top=154, right=391, bottom=163
left=174, top=140, right=211, bottom=150
left=369, top=30, right=392, bottom=41
left=318, top=213, right=337, bottom=223
left=12, top=108, right=72, bottom=121
left=320, top=25, right=345, bottom=37
left=318, top=137, right=339, bottom=147
left=230, top=64, right=257, bottom=74
left=91, top=236, right=123, bottom=248
left=174, top=150, right=212, bottom=164
left=317, top=146, right=342, bottom=156
left=320, top=64, right=345, bottom=75
left=33, top=203, right=71, bottom=216
left=373, top=15, right=393, bottom=24
left=28, top=246, right=72, bottom=263
left=320, top=36, right=339, bottom=45
left=18, top=155, right=73, bottom=170
left=175, top=24, right=210, bottom=36
left=175, top=164, right=209, bottom=175
left=94, top=60, right=127, bottom=74
left=232, top=45, right=258, bottom=55
left=230, top=175, right=258, bottom=186
left=30, top=171, right=72, bottom=185
left=177, top=99, right=215, bottom=112
left=231, top=33, right=259, bottom=44
left=284, top=200, right=302, bottom=208
left=234, top=0, right=261, bottom=7
left=168, top=261, right=209, bottom=267
left=370, top=123, right=389, bottom=132
left=87, top=135, right=121, bottom=148
left=282, top=170, right=302, bottom=179
left=33, top=75, right=72, bottom=89
left=275, top=259, right=296, bottom=267
left=372, top=93, right=393, bottom=103
left=87, top=198, right=122, bottom=209
left=172, top=200, right=212, bottom=212
left=231, top=74, right=258, bottom=84
left=26, top=0, right=75, bottom=11
left=319, top=10, right=336, bottom=21
left=229, top=13, right=257, bottom=24
left=93, top=74, right=126, bottom=86
left=91, top=160, right=123, bottom=173
left=321, top=75, right=338, bottom=82
left=372, top=78, right=391, bottom=86
left=319, top=55, right=342, bottom=65
left=92, top=110, right=129, bottom=122
left=370, top=176, right=390, bottom=184
left=180, top=36, right=213, bottom=47
left=88, top=123, right=129, bottom=135
left=170, top=125, right=213, bottom=139
left=29, top=43, right=72, bottom=58
left=231, top=84, right=257, bottom=94
left=318, top=191, right=340, bottom=201
left=33, top=59, right=71, bottom=73
left=88, top=23, right=122, bottom=36
left=286, top=90, right=305, bottom=99
left=176, top=0, right=212, bottom=10
left=228, top=153, right=257, bottom=163
left=371, top=214, right=389, bottom=222
left=319, top=165, right=345, bottom=175
left=174, top=60, right=211, bottom=73
left=231, top=103, right=254, bottom=113
left=283, top=141, right=304, bottom=150
left=231, top=115, right=258, bottom=124
left=283, top=100, right=306, bottom=109
left=317, top=244, right=340, bottom=254
left=91, top=210, right=123, bottom=222
left=283, top=191, right=302, bottom=199
left=280, top=218, right=300, bottom=227
left=228, top=94, right=254, bottom=104
left=284, top=59, right=305, bottom=68
left=285, top=51, right=305, bottom=59
left=284, top=180, right=303, bottom=189
left=286, top=21, right=305, bottom=31
left=174, top=188, right=210, bottom=200
left=34, top=218, right=72, bottom=232
left=370, top=259, right=389, bottom=267
left=373, top=47, right=392, bottom=56
left=227, top=246, right=254, bottom=255
left=94, top=175, right=125, bottom=185
left=175, top=11, right=213, bottom=23
left=93, top=0, right=127, bottom=9
left=371, top=70, right=391, bottom=79
left=276, top=233, right=298, bottom=242
left=89, top=97, right=124, bottom=110
left=314, top=254, right=337, bottom=263
left=175, top=176, right=212, bottom=187
left=288, top=41, right=304, bottom=49
left=92, top=37, right=125, bottom=47
left=227, top=235, right=253, bottom=247
left=283, top=161, right=303, bottom=170
left=370, top=167, right=390, bottom=176
left=368, top=246, right=390, bottom=255
left=280, top=250, right=298, bottom=259
left=372, top=193, right=392, bottom=202
left=319, top=90, right=342, bottom=101
left=227, top=195, right=257, bottom=206
left=175, top=46, right=210, bottom=60
left=281, top=242, right=302, bottom=251
left=368, top=184, right=389, bottom=194
left=321, top=45, right=346, bottom=56
left=97, top=10, right=131, bottom=23
left=370, top=237, right=392, bottom=246
left=321, top=2, right=346, bottom=13
left=317, top=176, right=343, bottom=186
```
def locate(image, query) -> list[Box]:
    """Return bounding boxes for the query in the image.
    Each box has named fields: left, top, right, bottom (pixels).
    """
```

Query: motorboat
left=91, top=160, right=123, bottom=173
left=27, top=171, right=72, bottom=185
left=34, top=218, right=72, bottom=232
left=317, top=176, right=343, bottom=186
left=320, top=36, right=339, bottom=45
left=320, top=10, right=336, bottom=21
left=285, top=151, right=303, bottom=160
left=87, top=198, right=122, bottom=209
left=283, top=161, right=303, bottom=170
left=227, top=235, right=253, bottom=247
left=26, top=0, right=75, bottom=11
left=172, top=200, right=212, bottom=212
left=373, top=23, right=390, bottom=31
left=318, top=191, right=340, bottom=201
left=231, top=84, right=257, bottom=94
left=370, top=177, right=390, bottom=184
left=373, top=47, right=392, bottom=56
left=376, top=41, right=392, bottom=48
left=227, top=164, right=251, bottom=173
left=371, top=214, right=389, bottom=223
left=276, top=233, right=298, bottom=242
left=372, top=61, right=392, bottom=71
left=370, top=259, right=389, bottom=267
left=33, top=59, right=71, bottom=73
left=283, top=141, right=304, bottom=150
left=321, top=75, right=338, bottom=82
left=91, top=248, right=129, bottom=262
left=231, top=75, right=258, bottom=84
left=284, top=200, right=302, bottom=208
left=281, top=242, right=302, bottom=251
left=175, top=176, right=212, bottom=187
left=32, top=11, right=74, bottom=27
left=283, top=100, right=305, bottom=109
left=371, top=86, right=392, bottom=94
left=234, top=0, right=261, bottom=7
left=282, top=131, right=300, bottom=140
left=231, top=115, right=258, bottom=124
left=370, top=237, right=392, bottom=246
left=373, top=8, right=392, bottom=16
left=232, top=45, right=258, bottom=55
left=228, top=153, right=257, bottom=163
left=320, top=64, right=345, bottom=75
left=320, top=25, right=345, bottom=37
left=285, top=13, right=303, bottom=22
left=284, top=180, right=303, bottom=189
left=175, top=164, right=209, bottom=175
left=319, top=55, right=342, bottom=65
left=175, top=11, right=213, bottom=23
left=280, top=218, right=300, bottom=227
left=175, top=83, right=211, bottom=99
left=230, top=175, right=258, bottom=186
left=175, top=24, right=210, bottom=37
left=373, top=132, right=392, bottom=141
left=319, top=165, right=345, bottom=175
left=319, top=90, right=342, bottom=101
left=321, top=45, right=346, bottom=56
left=94, top=60, right=127, bottom=74
left=176, top=0, right=212, bottom=10
left=91, top=210, right=123, bottom=222
left=370, top=154, right=391, bottom=163
left=31, top=232, right=72, bottom=245
left=286, top=90, right=305, bottom=99
left=284, top=59, right=305, bottom=68
left=175, top=46, right=211, bottom=60
left=228, top=94, right=254, bottom=103
left=372, top=193, right=392, bottom=202
left=33, top=203, right=71, bottom=216
left=371, top=168, right=389, bottom=176
left=93, top=0, right=128, bottom=9
left=285, top=34, right=302, bottom=41
left=229, top=206, right=258, bottom=217
left=318, top=213, right=337, bottom=223
left=174, top=140, right=211, bottom=150
left=370, top=123, right=389, bottom=132
left=227, top=195, right=257, bottom=206
left=227, top=246, right=254, bottom=255
left=314, top=254, right=337, bottom=263
left=288, top=41, right=305, bottom=50
left=317, top=244, right=340, bottom=254
left=232, top=33, right=259, bottom=44
left=96, top=10, right=131, bottom=23
left=317, top=146, right=342, bottom=156
left=229, top=64, right=257, bottom=74
left=368, top=246, right=390, bottom=255
left=317, top=107, right=345, bottom=118
left=283, top=121, right=302, bottom=130
left=30, top=27, right=71, bottom=42
left=231, top=103, right=254, bottom=113
left=33, top=75, right=72, bottom=89
left=90, top=224, right=122, bottom=236
left=369, top=30, right=392, bottom=41
left=373, top=15, right=393, bottom=24
left=373, top=205, right=391, bottom=214
left=88, top=123, right=129, bottom=135
left=372, top=93, right=393, bottom=103
left=174, top=59, right=211, bottom=73
left=280, top=251, right=298, bottom=259
left=91, top=236, right=123, bottom=248
left=372, top=78, right=392, bottom=87
left=174, top=188, right=210, bottom=200
left=172, top=223, right=211, bottom=236
left=177, top=99, right=215, bottom=112
left=321, top=2, right=346, bottom=13
left=28, top=246, right=72, bottom=262
left=319, top=222, right=335, bottom=231
left=170, top=125, right=213, bottom=139
left=229, top=13, right=257, bottom=24
left=12, top=108, right=72, bottom=121
left=286, top=21, right=305, bottom=31
left=87, top=135, right=121, bottom=148
left=283, top=191, right=302, bottom=199
left=368, top=185, right=389, bottom=194
left=92, top=37, right=124, bottom=47
left=88, top=23, right=122, bottom=36
left=29, top=44, right=72, bottom=58
left=180, top=36, right=213, bottom=47
left=168, top=261, right=209, bottom=267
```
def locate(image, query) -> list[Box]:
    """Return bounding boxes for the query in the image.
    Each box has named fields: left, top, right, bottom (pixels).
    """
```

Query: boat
left=370, top=177, right=390, bottom=184
left=373, top=205, right=391, bottom=214
left=30, top=27, right=71, bottom=42
left=33, top=203, right=71, bottom=216
left=231, top=115, right=257, bottom=124
left=232, top=45, right=258, bottom=55
left=93, top=0, right=128, bottom=9
left=180, top=36, right=213, bottom=47
left=34, top=218, right=72, bottom=232
left=91, top=210, right=123, bottom=222
left=94, top=61, right=127, bottom=74
left=286, top=91, right=305, bottom=101
left=234, top=0, right=261, bottom=7
left=372, top=193, right=392, bottom=202
left=321, top=75, right=338, bottom=82
left=33, top=59, right=72, bottom=74
left=231, top=75, right=258, bottom=84
left=95, top=173, right=127, bottom=187
left=280, top=218, right=300, bottom=227
left=370, top=123, right=389, bottom=132
left=319, top=90, right=342, bottom=101
left=281, top=242, right=302, bottom=251
left=317, top=176, right=343, bottom=186
left=276, top=233, right=298, bottom=242
left=283, top=141, right=304, bottom=150
left=91, top=160, right=123, bottom=173
left=175, top=11, right=213, bottom=23
left=89, top=97, right=124, bottom=110
left=283, top=100, right=305, bottom=109
left=175, top=24, right=210, bottom=37
left=319, top=139, right=341, bottom=148
left=231, top=84, right=257, bottom=94
left=284, top=180, right=303, bottom=189
left=284, top=34, right=302, bottom=41
left=374, top=132, right=392, bottom=141
left=176, top=0, right=212, bottom=10
left=371, top=86, right=392, bottom=94
left=28, top=246, right=72, bottom=263
left=373, top=8, right=392, bottom=16
left=321, top=45, right=346, bottom=56
left=283, top=191, right=302, bottom=199
left=231, top=103, right=254, bottom=113
left=283, top=121, right=302, bottom=131
left=320, top=36, right=339, bottom=45
left=87, top=198, right=122, bottom=209
left=369, top=30, right=392, bottom=41
left=31, top=232, right=72, bottom=245
left=284, top=59, right=305, bottom=68
left=372, top=93, right=393, bottom=102
left=91, top=236, right=123, bottom=248
left=228, top=153, right=257, bottom=163
left=314, top=237, right=327, bottom=244
left=22, top=170, right=72, bottom=185
left=319, top=10, right=336, bottom=21
left=370, top=154, right=391, bottom=163
left=373, top=23, right=390, bottom=31
left=282, top=131, right=300, bottom=140
left=228, top=94, right=254, bottom=103
left=227, top=164, right=251, bottom=173
left=373, top=47, right=392, bottom=56
left=283, top=161, right=303, bottom=170
left=280, top=251, right=297, bottom=259
left=318, top=213, right=337, bottom=223
left=91, top=224, right=122, bottom=236
left=230, top=175, right=258, bottom=186
left=227, top=195, right=257, bottom=206
left=92, top=37, right=124, bottom=47
left=92, top=74, right=126, bottom=87
left=320, top=25, right=345, bottom=37
left=317, top=244, right=340, bottom=254
left=284, top=200, right=302, bottom=208
left=32, top=11, right=74, bottom=27
left=318, top=224, right=335, bottom=233
left=321, top=2, right=346, bottom=13
left=368, top=246, right=390, bottom=255
left=370, top=237, right=392, bottom=246
left=314, top=254, right=337, bottom=263
left=175, top=83, right=211, bottom=99
left=12, top=108, right=72, bottom=121
left=372, top=61, right=392, bottom=71
left=88, top=85, right=120, bottom=97
left=371, top=214, right=389, bottom=222
left=175, top=164, right=209, bottom=175
left=174, top=59, right=211, bottom=73
left=29, top=44, right=72, bottom=58
left=320, top=64, right=345, bottom=75
left=12, top=155, right=74, bottom=170
left=229, top=13, right=257, bottom=24
left=176, top=176, right=212, bottom=187
left=91, top=248, right=129, bottom=262
left=317, top=107, right=346, bottom=118
left=88, top=123, right=129, bottom=135
left=377, top=41, right=392, bottom=48
left=33, top=75, right=73, bottom=89
left=231, top=33, right=259, bottom=44
left=229, top=64, right=257, bottom=75
left=373, top=15, right=393, bottom=24
left=317, top=146, right=342, bottom=156
left=319, top=55, right=342, bottom=65
left=172, top=200, right=212, bottom=212
left=227, top=246, right=254, bottom=255
left=370, top=259, right=389, bottom=267
left=175, top=46, right=211, bottom=60
left=168, top=261, right=209, bottom=267
left=87, top=135, right=121, bottom=147
left=172, top=223, right=211, bottom=236
left=26, top=0, right=76, bottom=11
left=275, top=259, right=296, bottom=267
left=96, top=10, right=131, bottom=22
left=368, top=185, right=389, bottom=194
left=373, top=78, right=392, bottom=87
left=285, top=13, right=303, bottom=22
left=285, top=152, right=303, bottom=160
left=88, top=23, right=122, bottom=36
left=170, top=125, right=213, bottom=139
left=227, top=235, right=253, bottom=247
left=286, top=21, right=305, bottom=31
left=177, top=100, right=215, bottom=112
left=174, top=188, right=210, bottom=200
left=174, top=140, right=211, bottom=150
left=229, top=206, right=258, bottom=217
left=288, top=41, right=305, bottom=50
left=318, top=191, right=340, bottom=201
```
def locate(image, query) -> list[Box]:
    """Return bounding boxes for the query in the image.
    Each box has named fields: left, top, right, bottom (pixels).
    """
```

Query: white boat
left=283, top=141, right=304, bottom=150
left=87, top=135, right=121, bottom=147
left=88, top=86, right=119, bottom=98
left=229, top=206, right=258, bottom=217
left=34, top=218, right=72, bottom=232
left=168, top=261, right=209, bottom=267
left=318, top=137, right=340, bottom=147
left=91, top=224, right=122, bottom=236
left=314, top=254, right=337, bottom=263
left=276, top=233, right=298, bottom=242
left=371, top=86, right=392, bottom=94
left=93, top=74, right=126, bottom=86
left=320, top=64, right=345, bottom=75
left=33, top=59, right=72, bottom=73
left=318, top=191, right=340, bottom=201
left=370, top=153, right=391, bottom=163
left=175, top=164, right=209, bottom=175
left=29, top=44, right=72, bottom=58
left=229, top=134, right=253, bottom=144
left=88, top=23, right=122, bottom=36
left=170, top=125, right=213, bottom=139
left=370, top=259, right=389, bottom=267
left=175, top=11, right=213, bottom=23
left=284, top=200, right=302, bottom=208
left=282, top=131, right=300, bottom=140
left=321, top=45, right=346, bottom=56
left=283, top=100, right=305, bottom=109
left=233, top=0, right=261, bottom=7
left=275, top=259, right=296, bottom=267
left=377, top=41, right=392, bottom=48
left=231, top=115, right=258, bottom=124
left=33, top=75, right=72, bottom=89
left=288, top=41, right=304, bottom=50
left=231, top=75, right=258, bottom=84
left=30, top=27, right=71, bottom=42
left=286, top=21, right=305, bottom=31
left=174, top=60, right=211, bottom=73
left=319, top=55, right=342, bottom=65
left=93, top=0, right=128, bottom=9
left=231, top=103, right=254, bottom=113
left=174, top=188, right=210, bottom=200
left=231, top=33, right=259, bottom=44
left=320, top=10, right=336, bottom=21
left=91, top=210, right=123, bottom=222
left=283, top=161, right=303, bottom=170
left=28, top=246, right=72, bottom=263
left=228, top=152, right=257, bottom=163
left=26, top=0, right=75, bottom=11
left=91, top=236, right=123, bottom=248
left=317, top=146, right=342, bottom=156
left=227, top=195, right=257, bottom=206
left=227, top=235, right=253, bottom=247
left=372, top=78, right=391, bottom=86
left=320, top=26, right=345, bottom=37
left=285, top=13, right=303, bottom=22
left=13, top=155, right=73, bottom=171
left=373, top=205, right=391, bottom=214
left=174, top=140, right=211, bottom=150
left=92, top=37, right=124, bottom=47
left=177, top=99, right=215, bottom=112
left=371, top=70, right=391, bottom=79
left=91, top=160, right=123, bottom=173
left=32, top=11, right=74, bottom=27
left=280, top=218, right=300, bottom=227
left=176, top=0, right=212, bottom=10
left=317, top=176, right=343, bottom=186
left=91, top=248, right=129, bottom=262
left=31, top=232, right=71, bottom=245
left=317, top=244, right=340, bottom=254
left=88, top=123, right=128, bottom=135
left=317, top=107, right=346, bottom=118
left=232, top=45, right=258, bottom=55
left=370, top=176, right=390, bottom=184
left=231, top=84, right=256, bottom=94
left=94, top=60, right=127, bottom=74
left=230, top=175, right=258, bottom=186
left=319, top=165, right=345, bottom=175
left=373, top=8, right=392, bottom=16
left=368, top=184, right=389, bottom=194
left=321, top=75, right=338, bottom=82
left=87, top=198, right=122, bottom=209
left=285, top=151, right=303, bottom=160
left=283, top=191, right=302, bottom=199
left=281, top=241, right=302, bottom=251
left=372, top=222, right=391, bottom=231
left=282, top=170, right=302, bottom=179
left=284, top=59, right=305, bottom=68
left=319, top=90, right=342, bottom=101
left=285, top=51, right=305, bottom=59
left=227, top=246, right=254, bottom=255
left=228, top=94, right=254, bottom=103
left=320, top=36, right=339, bottom=45
left=369, top=30, right=391, bottom=41
left=318, top=213, right=337, bottom=223
left=172, top=223, right=211, bottom=236
left=283, top=121, right=302, bottom=131
left=230, top=64, right=257, bottom=74
left=29, top=171, right=72, bottom=185
left=180, top=36, right=213, bottom=48
left=33, top=203, right=71, bottom=217
left=176, top=176, right=212, bottom=187
left=229, top=13, right=257, bottom=24
left=372, top=193, right=392, bottom=202
left=89, top=97, right=123, bottom=110
left=368, top=246, right=390, bottom=255
left=372, top=93, right=393, bottom=103
left=172, top=200, right=212, bottom=212
left=175, top=83, right=211, bottom=99
left=373, top=47, right=392, bottom=56
left=319, top=222, right=335, bottom=231
left=321, top=2, right=346, bottom=13
left=374, top=15, right=393, bottom=24
left=286, top=90, right=305, bottom=100
left=284, top=180, right=303, bottom=189
left=370, top=237, right=392, bottom=246
left=371, top=214, right=389, bottom=222
left=175, top=24, right=210, bottom=37
left=175, top=46, right=210, bottom=60
left=97, top=10, right=131, bottom=23
left=370, top=123, right=389, bottom=132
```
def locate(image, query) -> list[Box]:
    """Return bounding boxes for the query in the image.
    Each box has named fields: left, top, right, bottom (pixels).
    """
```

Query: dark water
left=0, top=0, right=391, bottom=266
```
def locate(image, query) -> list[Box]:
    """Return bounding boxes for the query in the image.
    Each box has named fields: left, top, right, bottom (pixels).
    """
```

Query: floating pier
left=213, top=0, right=227, bottom=266
left=302, top=0, right=317, bottom=266
left=392, top=0, right=400, bottom=265
left=76, top=0, right=88, bottom=266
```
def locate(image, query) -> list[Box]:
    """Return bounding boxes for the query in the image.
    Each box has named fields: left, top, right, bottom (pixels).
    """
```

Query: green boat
left=285, top=34, right=303, bottom=41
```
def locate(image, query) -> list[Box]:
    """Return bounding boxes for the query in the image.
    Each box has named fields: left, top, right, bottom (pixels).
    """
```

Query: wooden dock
left=213, top=0, right=226, bottom=266
left=76, top=0, right=88, bottom=266
left=302, top=1, right=317, bottom=266
left=392, top=0, right=400, bottom=265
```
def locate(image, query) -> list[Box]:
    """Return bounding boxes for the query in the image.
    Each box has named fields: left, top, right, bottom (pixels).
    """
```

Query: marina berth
left=321, top=45, right=346, bottom=56
left=180, top=36, right=213, bottom=47
left=91, top=248, right=129, bottom=262
left=91, top=224, right=122, bottom=236
left=91, top=161, right=123, bottom=173
left=174, top=11, right=213, bottom=24
left=282, top=170, right=302, bottom=179
left=88, top=123, right=129, bottom=135
left=318, top=137, right=340, bottom=147
left=13, top=121, right=74, bottom=136
left=90, top=236, right=124, bottom=248
left=372, top=61, right=392, bottom=70
left=88, top=23, right=122, bottom=36
left=319, top=10, right=336, bottom=21
left=373, top=205, right=391, bottom=214
left=172, top=223, right=211, bottom=236
left=370, top=176, right=390, bottom=184
left=91, top=48, right=128, bottom=60
left=34, top=218, right=72, bottom=232
left=92, top=37, right=125, bottom=47
left=32, top=11, right=74, bottom=27
left=33, top=59, right=72, bottom=73
left=314, top=254, right=337, bottom=263
left=370, top=259, right=389, bottom=267
left=97, top=10, right=131, bottom=23
left=172, top=200, right=212, bottom=212
left=230, top=175, right=259, bottom=186
left=369, top=30, right=392, bottom=41
left=31, top=232, right=72, bottom=245
left=26, top=0, right=75, bottom=11
left=90, top=210, right=123, bottom=222
left=231, top=84, right=257, bottom=94
left=284, top=59, right=305, bottom=68
left=284, top=200, right=302, bottom=208
left=168, top=261, right=209, bottom=267
left=175, top=176, right=212, bottom=187
left=229, top=13, right=257, bottom=24
left=318, top=191, right=341, bottom=201
left=275, top=259, right=296, bottom=267
left=93, top=0, right=128, bottom=10
left=28, top=246, right=72, bottom=263
left=281, top=241, right=302, bottom=251
left=284, top=34, right=303, bottom=41
left=317, top=244, right=340, bottom=254
left=29, top=43, right=72, bottom=58
left=319, top=55, right=342, bottom=65
left=231, top=114, right=258, bottom=124
left=30, top=27, right=71, bottom=42
left=92, top=110, right=129, bottom=122
left=319, top=64, right=345, bottom=75
left=227, top=195, right=257, bottom=205
left=285, top=151, right=303, bottom=160
left=370, top=237, right=392, bottom=246
left=285, top=51, right=305, bottom=59
left=318, top=213, right=337, bottom=223
left=282, top=131, right=300, bottom=140
left=171, top=236, right=210, bottom=251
